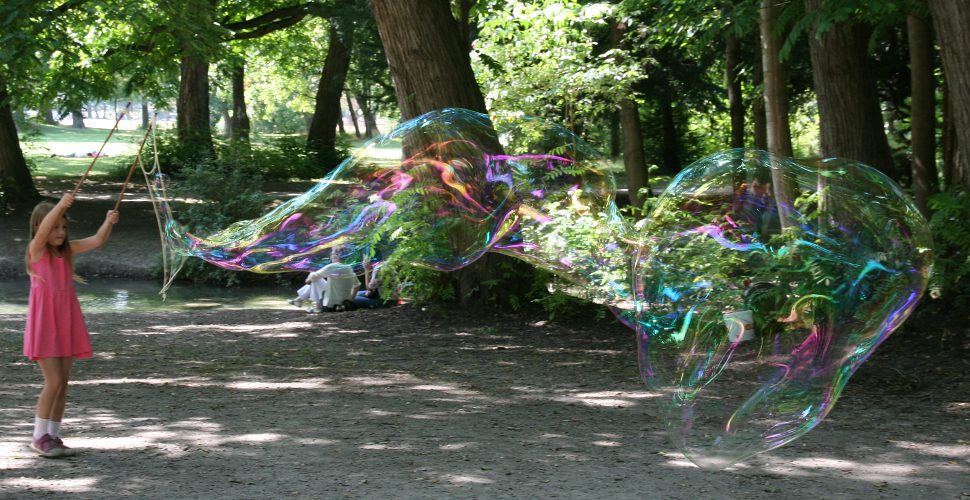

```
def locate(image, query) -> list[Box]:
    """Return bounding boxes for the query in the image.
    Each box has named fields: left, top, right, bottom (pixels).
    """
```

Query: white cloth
left=303, top=263, right=359, bottom=307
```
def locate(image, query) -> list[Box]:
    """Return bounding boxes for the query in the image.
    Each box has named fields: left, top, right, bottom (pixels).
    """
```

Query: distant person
left=23, top=193, right=119, bottom=458
left=353, top=251, right=394, bottom=309
left=50, top=151, right=108, bottom=158
left=288, top=247, right=359, bottom=313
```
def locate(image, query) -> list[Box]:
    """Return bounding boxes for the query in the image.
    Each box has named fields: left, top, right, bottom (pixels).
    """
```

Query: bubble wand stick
left=70, top=101, right=131, bottom=197
left=112, top=117, right=154, bottom=212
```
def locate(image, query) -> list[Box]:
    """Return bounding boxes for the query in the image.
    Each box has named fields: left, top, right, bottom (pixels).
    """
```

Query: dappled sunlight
left=509, top=386, right=656, bottom=408
left=226, top=378, right=331, bottom=390
left=359, top=442, right=415, bottom=451
left=780, top=457, right=925, bottom=483
left=143, top=321, right=315, bottom=334
left=891, top=440, right=970, bottom=459
left=441, top=473, right=494, bottom=485
left=0, top=477, right=99, bottom=493
left=439, top=442, right=478, bottom=451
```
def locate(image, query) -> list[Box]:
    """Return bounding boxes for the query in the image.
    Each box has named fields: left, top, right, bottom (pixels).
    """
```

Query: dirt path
left=1, top=179, right=968, bottom=498
left=1, top=302, right=968, bottom=499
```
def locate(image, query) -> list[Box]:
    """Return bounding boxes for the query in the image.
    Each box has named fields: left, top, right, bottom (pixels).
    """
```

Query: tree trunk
left=609, top=109, right=621, bottom=159
left=230, top=64, right=250, bottom=143
left=620, top=99, right=648, bottom=211
left=141, top=102, right=150, bottom=130
left=943, top=79, right=955, bottom=187
left=307, top=22, right=352, bottom=171
left=42, top=109, right=57, bottom=125
left=346, top=93, right=361, bottom=138
left=71, top=110, right=85, bottom=129
left=805, top=0, right=894, bottom=177
left=908, top=13, right=936, bottom=216
left=177, top=53, right=213, bottom=157
left=175, top=0, right=214, bottom=159
left=371, top=0, right=514, bottom=306
left=371, top=0, right=487, bottom=120
left=752, top=32, right=767, bottom=150
left=0, top=79, right=39, bottom=207
left=760, top=0, right=792, bottom=157
left=357, top=96, right=379, bottom=138
left=336, top=102, right=346, bottom=135
left=726, top=24, right=744, bottom=148
left=929, top=0, right=970, bottom=188
left=760, top=0, right=794, bottom=228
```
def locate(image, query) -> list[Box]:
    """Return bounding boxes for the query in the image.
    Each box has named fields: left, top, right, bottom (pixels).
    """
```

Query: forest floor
left=0, top=178, right=968, bottom=499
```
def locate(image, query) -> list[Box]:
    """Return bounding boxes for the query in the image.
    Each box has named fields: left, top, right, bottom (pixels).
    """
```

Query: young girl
left=24, top=193, right=118, bottom=457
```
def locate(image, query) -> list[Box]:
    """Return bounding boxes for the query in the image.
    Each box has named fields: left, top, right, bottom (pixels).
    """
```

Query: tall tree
left=760, top=0, right=793, bottom=157
left=908, top=11, right=935, bottom=215
left=306, top=21, right=353, bottom=170
left=174, top=0, right=216, bottom=158
left=724, top=6, right=744, bottom=148
left=804, top=0, right=894, bottom=176
left=371, top=0, right=487, bottom=120
left=929, top=0, right=970, bottom=188
left=0, top=77, right=38, bottom=206
left=230, top=63, right=251, bottom=143
left=371, top=0, right=519, bottom=305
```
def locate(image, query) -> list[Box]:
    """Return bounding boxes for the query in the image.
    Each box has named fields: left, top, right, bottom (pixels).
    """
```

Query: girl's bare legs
left=36, top=357, right=72, bottom=424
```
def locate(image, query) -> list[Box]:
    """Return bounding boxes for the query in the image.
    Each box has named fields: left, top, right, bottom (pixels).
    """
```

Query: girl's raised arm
left=28, top=194, right=73, bottom=260
left=71, top=209, right=119, bottom=254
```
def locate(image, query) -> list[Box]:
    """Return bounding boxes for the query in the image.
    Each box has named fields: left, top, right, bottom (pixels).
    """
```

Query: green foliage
left=927, top=189, right=970, bottom=308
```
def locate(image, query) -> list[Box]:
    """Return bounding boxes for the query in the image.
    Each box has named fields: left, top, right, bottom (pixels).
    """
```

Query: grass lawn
left=22, top=123, right=148, bottom=178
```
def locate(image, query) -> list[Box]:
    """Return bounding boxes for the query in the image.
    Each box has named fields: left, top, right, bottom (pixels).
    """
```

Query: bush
left=927, top=188, right=970, bottom=309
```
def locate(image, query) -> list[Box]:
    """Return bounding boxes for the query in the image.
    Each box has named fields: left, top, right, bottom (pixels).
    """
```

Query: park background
left=1, top=0, right=969, bottom=498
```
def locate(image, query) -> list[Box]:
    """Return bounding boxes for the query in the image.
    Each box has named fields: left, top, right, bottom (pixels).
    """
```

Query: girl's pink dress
left=23, top=250, right=92, bottom=361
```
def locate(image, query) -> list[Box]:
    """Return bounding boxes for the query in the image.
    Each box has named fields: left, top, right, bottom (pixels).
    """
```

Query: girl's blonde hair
left=25, top=201, right=80, bottom=282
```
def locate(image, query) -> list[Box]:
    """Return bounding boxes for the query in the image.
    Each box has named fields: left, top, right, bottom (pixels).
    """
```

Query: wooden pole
left=112, top=117, right=155, bottom=212
left=71, top=101, right=131, bottom=197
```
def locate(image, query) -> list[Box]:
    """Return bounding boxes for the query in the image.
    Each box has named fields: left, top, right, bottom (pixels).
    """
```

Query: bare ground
left=0, top=179, right=968, bottom=499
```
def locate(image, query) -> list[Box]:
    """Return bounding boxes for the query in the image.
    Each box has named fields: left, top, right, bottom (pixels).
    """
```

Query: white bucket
left=723, top=310, right=756, bottom=342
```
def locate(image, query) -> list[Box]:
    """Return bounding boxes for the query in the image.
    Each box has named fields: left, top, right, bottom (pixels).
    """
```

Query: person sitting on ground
left=352, top=251, right=395, bottom=309
left=288, top=246, right=359, bottom=313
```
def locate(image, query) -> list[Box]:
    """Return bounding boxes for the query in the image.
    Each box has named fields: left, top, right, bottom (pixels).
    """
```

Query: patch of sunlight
left=784, top=457, right=923, bottom=482
left=147, top=322, right=314, bottom=333
left=0, top=477, right=98, bottom=493
left=439, top=442, right=477, bottom=451
left=359, top=442, right=414, bottom=451
left=295, top=438, right=340, bottom=446
left=891, top=440, right=970, bottom=458
left=405, top=413, right=449, bottom=420
left=342, top=373, right=421, bottom=386
left=539, top=433, right=569, bottom=439
left=72, top=376, right=212, bottom=387
left=410, top=384, right=481, bottom=397
left=226, top=378, right=331, bottom=390
left=591, top=440, right=623, bottom=447
left=554, top=390, right=653, bottom=408
left=221, top=433, right=286, bottom=444
left=69, top=436, right=157, bottom=450
left=442, top=474, right=494, bottom=485
left=366, top=409, right=400, bottom=417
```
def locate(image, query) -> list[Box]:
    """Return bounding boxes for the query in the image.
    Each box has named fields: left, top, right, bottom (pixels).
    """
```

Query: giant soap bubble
left=155, top=108, right=633, bottom=304
left=149, top=110, right=932, bottom=469
left=632, top=149, right=933, bottom=469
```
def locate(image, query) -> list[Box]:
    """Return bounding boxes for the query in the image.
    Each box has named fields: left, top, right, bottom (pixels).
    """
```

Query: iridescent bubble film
left=632, top=149, right=933, bottom=469
left=147, top=110, right=933, bottom=469
left=152, top=108, right=633, bottom=305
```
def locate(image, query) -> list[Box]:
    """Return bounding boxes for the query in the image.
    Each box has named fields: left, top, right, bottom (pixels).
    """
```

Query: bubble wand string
left=112, top=118, right=154, bottom=212
left=70, top=101, right=131, bottom=197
